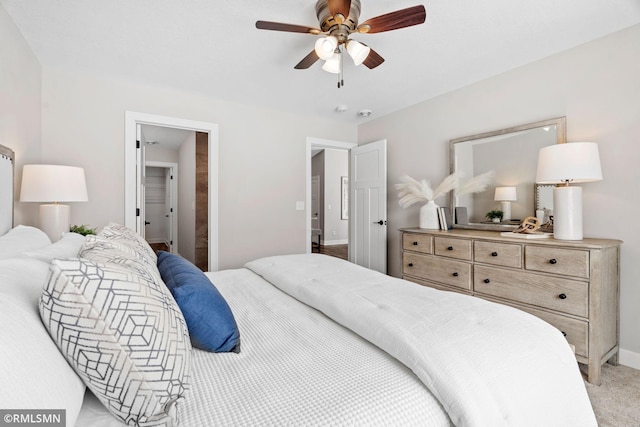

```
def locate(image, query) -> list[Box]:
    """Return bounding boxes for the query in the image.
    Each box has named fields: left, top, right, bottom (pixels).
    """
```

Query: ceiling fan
left=256, top=0, right=426, bottom=87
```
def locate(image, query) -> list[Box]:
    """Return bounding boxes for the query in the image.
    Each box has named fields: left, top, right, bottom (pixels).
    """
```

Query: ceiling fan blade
left=357, top=5, right=426, bottom=34
left=328, top=0, right=352, bottom=21
left=294, top=50, right=320, bottom=69
left=362, top=47, right=384, bottom=69
left=256, top=20, right=322, bottom=35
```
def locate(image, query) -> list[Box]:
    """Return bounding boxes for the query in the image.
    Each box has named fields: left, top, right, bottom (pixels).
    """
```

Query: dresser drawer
left=403, top=233, right=433, bottom=254
left=482, top=297, right=589, bottom=358
left=434, top=237, right=472, bottom=260
left=474, top=241, right=522, bottom=268
left=525, top=246, right=589, bottom=279
left=403, top=276, right=471, bottom=295
left=474, top=265, right=588, bottom=317
left=403, top=252, right=471, bottom=290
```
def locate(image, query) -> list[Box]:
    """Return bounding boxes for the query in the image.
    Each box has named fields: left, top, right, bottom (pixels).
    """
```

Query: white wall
left=35, top=66, right=356, bottom=269
left=323, top=148, right=348, bottom=244
left=0, top=5, right=41, bottom=226
left=359, top=24, right=640, bottom=364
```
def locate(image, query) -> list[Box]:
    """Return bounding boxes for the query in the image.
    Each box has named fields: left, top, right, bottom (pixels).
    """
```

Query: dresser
left=400, top=227, right=621, bottom=385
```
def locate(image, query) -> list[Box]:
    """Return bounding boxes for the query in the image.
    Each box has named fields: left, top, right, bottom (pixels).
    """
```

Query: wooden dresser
left=400, top=227, right=621, bottom=385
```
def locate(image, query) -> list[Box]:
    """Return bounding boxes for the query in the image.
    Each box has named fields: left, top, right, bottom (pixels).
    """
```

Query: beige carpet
left=583, top=364, right=640, bottom=426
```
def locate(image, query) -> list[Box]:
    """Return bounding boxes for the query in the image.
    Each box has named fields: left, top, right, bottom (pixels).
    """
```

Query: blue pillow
left=157, top=251, right=240, bottom=353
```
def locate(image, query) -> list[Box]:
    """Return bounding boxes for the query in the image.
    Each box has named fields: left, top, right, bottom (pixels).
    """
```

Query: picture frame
left=341, top=176, right=349, bottom=220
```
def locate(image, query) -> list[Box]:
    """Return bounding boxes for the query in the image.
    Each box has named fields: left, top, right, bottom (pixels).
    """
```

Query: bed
left=0, top=144, right=597, bottom=427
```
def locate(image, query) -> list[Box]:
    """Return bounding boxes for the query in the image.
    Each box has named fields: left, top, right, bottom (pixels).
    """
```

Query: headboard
left=0, top=144, right=15, bottom=235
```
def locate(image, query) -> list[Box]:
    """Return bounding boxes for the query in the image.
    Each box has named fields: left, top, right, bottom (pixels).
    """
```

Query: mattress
left=76, top=267, right=452, bottom=426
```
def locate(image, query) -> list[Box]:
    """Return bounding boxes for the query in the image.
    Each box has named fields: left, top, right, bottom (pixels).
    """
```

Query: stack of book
left=437, top=207, right=453, bottom=230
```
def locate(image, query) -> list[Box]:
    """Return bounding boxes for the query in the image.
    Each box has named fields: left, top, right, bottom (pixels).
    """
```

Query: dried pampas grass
left=396, top=171, right=495, bottom=209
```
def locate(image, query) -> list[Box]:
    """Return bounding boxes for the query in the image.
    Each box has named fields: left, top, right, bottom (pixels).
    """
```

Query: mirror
left=535, top=184, right=555, bottom=213
left=449, top=117, right=566, bottom=231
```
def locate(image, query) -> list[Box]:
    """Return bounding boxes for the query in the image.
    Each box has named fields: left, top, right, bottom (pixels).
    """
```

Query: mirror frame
left=449, top=117, right=566, bottom=231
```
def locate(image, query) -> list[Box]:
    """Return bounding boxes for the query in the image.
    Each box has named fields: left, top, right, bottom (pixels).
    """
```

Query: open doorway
left=306, top=138, right=357, bottom=260
left=124, top=111, right=219, bottom=271
left=144, top=162, right=177, bottom=254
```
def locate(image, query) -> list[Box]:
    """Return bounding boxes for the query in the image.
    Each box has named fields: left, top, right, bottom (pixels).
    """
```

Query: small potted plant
left=485, top=209, right=504, bottom=223
left=70, top=224, right=97, bottom=236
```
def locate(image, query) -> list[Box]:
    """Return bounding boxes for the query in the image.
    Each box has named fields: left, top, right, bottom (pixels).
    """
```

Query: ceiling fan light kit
left=256, top=0, right=426, bottom=87
left=346, top=39, right=370, bottom=66
left=322, top=52, right=342, bottom=73
left=315, top=36, right=338, bottom=60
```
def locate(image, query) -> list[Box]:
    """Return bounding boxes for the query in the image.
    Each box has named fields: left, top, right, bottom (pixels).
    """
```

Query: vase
left=419, top=200, right=440, bottom=229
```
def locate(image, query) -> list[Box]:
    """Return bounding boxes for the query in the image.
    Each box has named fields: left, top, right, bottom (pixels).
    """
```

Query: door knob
left=144, top=221, right=150, bottom=225
left=373, top=220, right=387, bottom=225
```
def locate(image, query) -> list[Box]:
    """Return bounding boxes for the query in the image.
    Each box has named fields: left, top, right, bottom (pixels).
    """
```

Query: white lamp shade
left=20, top=164, right=88, bottom=202
left=346, top=40, right=371, bottom=66
left=494, top=186, right=517, bottom=201
left=314, top=36, right=338, bottom=60
left=536, top=142, right=603, bottom=184
left=322, top=53, right=341, bottom=74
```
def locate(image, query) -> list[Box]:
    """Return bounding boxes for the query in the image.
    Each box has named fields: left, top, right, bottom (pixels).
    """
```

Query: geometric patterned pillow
left=39, top=258, right=191, bottom=426
left=80, top=234, right=162, bottom=283
left=97, top=223, right=157, bottom=265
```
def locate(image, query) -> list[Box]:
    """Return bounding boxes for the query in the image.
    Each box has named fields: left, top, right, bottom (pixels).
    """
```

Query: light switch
left=296, top=201, right=304, bottom=210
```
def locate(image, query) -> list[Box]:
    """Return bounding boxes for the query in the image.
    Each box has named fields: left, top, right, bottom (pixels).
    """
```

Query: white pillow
left=40, top=258, right=191, bottom=426
left=98, top=223, right=157, bottom=263
left=0, top=225, right=51, bottom=260
left=23, top=232, right=85, bottom=262
left=0, top=256, right=85, bottom=427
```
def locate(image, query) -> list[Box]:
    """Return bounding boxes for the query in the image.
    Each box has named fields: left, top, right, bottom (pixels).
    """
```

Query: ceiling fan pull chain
left=338, top=48, right=344, bottom=88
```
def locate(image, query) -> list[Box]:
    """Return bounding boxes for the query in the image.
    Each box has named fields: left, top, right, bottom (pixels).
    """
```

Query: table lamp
left=494, top=186, right=517, bottom=221
left=535, top=142, right=602, bottom=240
left=20, top=165, right=88, bottom=242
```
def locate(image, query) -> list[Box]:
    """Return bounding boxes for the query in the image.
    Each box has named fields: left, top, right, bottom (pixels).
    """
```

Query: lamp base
left=39, top=204, right=70, bottom=242
left=553, top=186, right=583, bottom=240
left=500, top=201, right=512, bottom=221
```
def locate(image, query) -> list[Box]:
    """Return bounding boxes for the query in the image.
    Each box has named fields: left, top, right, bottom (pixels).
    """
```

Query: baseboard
left=322, top=239, right=348, bottom=246
left=619, top=348, right=640, bottom=370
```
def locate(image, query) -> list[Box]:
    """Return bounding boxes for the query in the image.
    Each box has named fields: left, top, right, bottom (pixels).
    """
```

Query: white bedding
left=246, top=254, right=598, bottom=427
left=77, top=267, right=453, bottom=426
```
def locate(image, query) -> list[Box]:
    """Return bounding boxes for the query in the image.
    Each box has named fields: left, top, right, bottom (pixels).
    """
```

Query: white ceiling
left=3, top=0, right=639, bottom=124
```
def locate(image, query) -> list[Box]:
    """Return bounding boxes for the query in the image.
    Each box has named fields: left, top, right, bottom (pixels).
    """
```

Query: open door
left=165, top=168, right=175, bottom=252
left=135, top=124, right=146, bottom=238
left=349, top=140, right=387, bottom=274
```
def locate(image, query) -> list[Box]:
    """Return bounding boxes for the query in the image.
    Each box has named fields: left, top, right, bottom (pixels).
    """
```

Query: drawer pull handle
left=408, top=263, right=414, bottom=267
left=483, top=278, right=491, bottom=284
left=491, top=251, right=498, bottom=257
left=447, top=246, right=454, bottom=251
left=549, top=258, right=558, bottom=264
left=452, top=272, right=459, bottom=277
left=558, top=293, right=567, bottom=300
left=413, top=241, right=418, bottom=245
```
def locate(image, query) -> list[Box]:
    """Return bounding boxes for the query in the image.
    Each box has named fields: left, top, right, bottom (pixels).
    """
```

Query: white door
left=311, top=175, right=320, bottom=230
left=165, top=168, right=175, bottom=252
left=349, top=140, right=387, bottom=273
left=136, top=124, right=146, bottom=238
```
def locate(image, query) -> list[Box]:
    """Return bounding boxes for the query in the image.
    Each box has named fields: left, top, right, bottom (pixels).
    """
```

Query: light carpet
left=583, top=364, right=640, bottom=426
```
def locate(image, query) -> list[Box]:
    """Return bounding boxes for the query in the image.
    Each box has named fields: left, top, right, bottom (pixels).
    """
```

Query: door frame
left=146, top=161, right=178, bottom=253
left=124, top=111, right=219, bottom=271
left=306, top=137, right=357, bottom=255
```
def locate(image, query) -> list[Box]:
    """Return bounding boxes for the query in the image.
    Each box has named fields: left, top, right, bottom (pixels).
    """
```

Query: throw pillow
left=97, top=223, right=157, bottom=264
left=40, top=258, right=191, bottom=426
left=157, top=251, right=241, bottom=353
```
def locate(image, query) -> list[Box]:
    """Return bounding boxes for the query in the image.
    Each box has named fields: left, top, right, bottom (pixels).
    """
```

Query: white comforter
left=246, top=254, right=597, bottom=427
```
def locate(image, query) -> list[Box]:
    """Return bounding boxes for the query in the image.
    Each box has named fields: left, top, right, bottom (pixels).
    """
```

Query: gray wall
left=359, top=24, right=640, bottom=365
